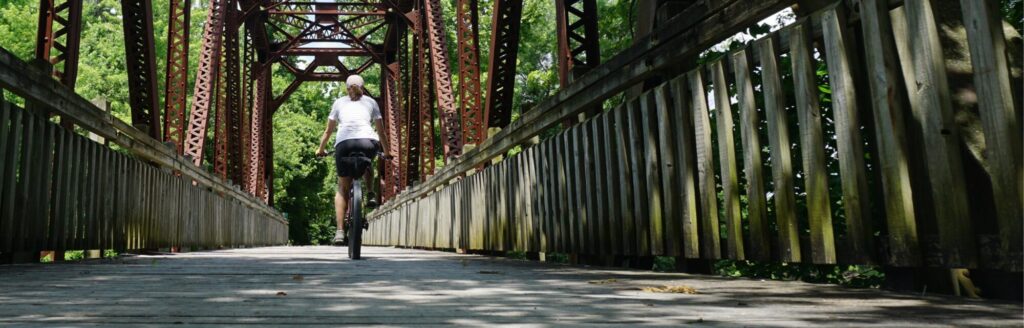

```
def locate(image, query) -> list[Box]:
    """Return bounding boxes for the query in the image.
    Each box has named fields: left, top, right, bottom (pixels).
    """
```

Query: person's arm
left=316, top=120, right=337, bottom=157
left=374, top=118, right=389, bottom=155
left=369, top=98, right=389, bottom=155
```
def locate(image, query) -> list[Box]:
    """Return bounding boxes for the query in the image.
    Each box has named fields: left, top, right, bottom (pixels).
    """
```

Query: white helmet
left=345, top=74, right=364, bottom=88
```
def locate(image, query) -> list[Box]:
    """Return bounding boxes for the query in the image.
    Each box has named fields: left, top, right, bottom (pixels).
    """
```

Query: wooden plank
left=577, top=125, right=593, bottom=254
left=1, top=105, right=22, bottom=252
left=711, top=60, right=745, bottom=260
left=495, top=159, right=507, bottom=251
left=855, top=0, right=920, bottom=267
left=613, top=104, right=637, bottom=256
left=688, top=70, right=721, bottom=260
left=578, top=123, right=595, bottom=254
left=820, top=6, right=874, bottom=264
left=730, top=50, right=770, bottom=261
left=556, top=132, right=570, bottom=253
left=562, top=131, right=578, bottom=254
left=627, top=99, right=651, bottom=255
left=959, top=0, right=1022, bottom=269
left=0, top=102, right=11, bottom=251
left=654, top=84, right=682, bottom=257
left=639, top=90, right=665, bottom=256
left=898, top=1, right=975, bottom=267
left=601, top=110, right=623, bottom=255
left=589, top=117, right=609, bottom=255
left=67, top=133, right=82, bottom=250
left=548, top=136, right=560, bottom=254
left=667, top=77, right=701, bottom=259
left=36, top=119, right=55, bottom=251
left=538, top=142, right=550, bottom=253
left=524, top=147, right=537, bottom=252
left=755, top=37, right=800, bottom=262
left=14, top=110, right=36, bottom=252
left=790, top=22, right=836, bottom=264
left=49, top=127, right=68, bottom=252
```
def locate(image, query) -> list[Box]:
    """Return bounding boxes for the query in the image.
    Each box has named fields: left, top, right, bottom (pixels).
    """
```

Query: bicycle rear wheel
left=348, top=180, right=363, bottom=260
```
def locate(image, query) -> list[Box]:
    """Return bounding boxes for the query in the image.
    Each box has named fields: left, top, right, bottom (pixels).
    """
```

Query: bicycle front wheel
left=348, top=180, right=363, bottom=260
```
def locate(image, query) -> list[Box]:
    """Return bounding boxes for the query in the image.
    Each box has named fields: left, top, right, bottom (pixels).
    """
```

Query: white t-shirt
left=328, top=95, right=382, bottom=146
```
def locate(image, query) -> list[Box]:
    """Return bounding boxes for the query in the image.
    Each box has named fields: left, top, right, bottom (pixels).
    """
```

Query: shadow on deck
left=0, top=246, right=1019, bottom=326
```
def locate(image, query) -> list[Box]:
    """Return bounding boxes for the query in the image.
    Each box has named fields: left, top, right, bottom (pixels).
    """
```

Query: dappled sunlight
left=0, top=246, right=1018, bottom=326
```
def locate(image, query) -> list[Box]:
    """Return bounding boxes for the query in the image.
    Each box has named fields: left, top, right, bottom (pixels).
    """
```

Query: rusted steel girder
left=248, top=64, right=270, bottom=198
left=224, top=7, right=245, bottom=185
left=184, top=0, right=229, bottom=166
left=240, top=28, right=254, bottom=190
left=120, top=0, right=162, bottom=139
left=422, top=0, right=463, bottom=160
left=213, top=50, right=229, bottom=179
left=555, top=0, right=600, bottom=87
left=381, top=16, right=404, bottom=200
left=483, top=0, right=523, bottom=128
left=35, top=0, right=83, bottom=88
left=163, top=0, right=191, bottom=153
left=416, top=12, right=436, bottom=178
left=405, top=20, right=421, bottom=184
left=456, top=0, right=484, bottom=146
left=382, top=62, right=401, bottom=200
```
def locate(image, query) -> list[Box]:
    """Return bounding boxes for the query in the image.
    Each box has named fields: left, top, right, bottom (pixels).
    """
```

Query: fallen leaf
left=292, top=275, right=304, bottom=281
left=276, top=291, right=288, bottom=296
left=588, top=278, right=619, bottom=285
left=640, top=285, right=698, bottom=294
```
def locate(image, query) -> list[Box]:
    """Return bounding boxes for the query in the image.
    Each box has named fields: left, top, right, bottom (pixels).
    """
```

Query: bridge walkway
left=0, top=246, right=1019, bottom=326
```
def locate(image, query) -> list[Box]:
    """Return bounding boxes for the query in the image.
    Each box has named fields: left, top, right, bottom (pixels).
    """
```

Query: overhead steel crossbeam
left=120, top=0, right=162, bottom=139
left=35, top=0, right=83, bottom=88
left=483, top=0, right=523, bottom=128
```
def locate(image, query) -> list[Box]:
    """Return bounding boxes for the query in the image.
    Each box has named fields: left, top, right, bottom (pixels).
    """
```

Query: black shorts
left=334, top=138, right=380, bottom=178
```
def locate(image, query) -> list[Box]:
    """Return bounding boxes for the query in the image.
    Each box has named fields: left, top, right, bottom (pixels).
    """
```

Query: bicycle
left=320, top=149, right=387, bottom=260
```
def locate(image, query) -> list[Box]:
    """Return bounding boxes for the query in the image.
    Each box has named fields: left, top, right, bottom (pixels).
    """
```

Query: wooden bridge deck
left=0, top=246, right=1019, bottom=327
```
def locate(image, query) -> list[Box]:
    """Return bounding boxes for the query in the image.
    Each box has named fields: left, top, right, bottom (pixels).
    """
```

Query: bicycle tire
left=348, top=180, right=363, bottom=260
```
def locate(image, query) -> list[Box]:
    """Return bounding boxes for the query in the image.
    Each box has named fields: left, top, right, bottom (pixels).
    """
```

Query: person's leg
left=334, top=177, right=346, bottom=228
left=339, top=176, right=353, bottom=226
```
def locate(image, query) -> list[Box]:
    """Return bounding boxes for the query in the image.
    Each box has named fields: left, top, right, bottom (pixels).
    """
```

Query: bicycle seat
left=339, top=151, right=375, bottom=177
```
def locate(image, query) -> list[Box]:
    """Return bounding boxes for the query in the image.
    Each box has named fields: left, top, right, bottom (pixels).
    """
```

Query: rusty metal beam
left=422, top=0, right=463, bottom=160
left=240, top=28, right=254, bottom=191
left=483, top=0, right=522, bottom=128
left=555, top=0, right=600, bottom=87
left=184, top=0, right=230, bottom=166
left=382, top=62, right=401, bottom=200
left=163, top=0, right=191, bottom=153
left=213, top=52, right=229, bottom=178
left=417, top=13, right=436, bottom=178
left=248, top=63, right=269, bottom=197
left=121, top=0, right=162, bottom=139
left=224, top=8, right=245, bottom=185
left=35, top=0, right=83, bottom=88
left=456, top=0, right=484, bottom=146
left=405, top=22, right=421, bottom=184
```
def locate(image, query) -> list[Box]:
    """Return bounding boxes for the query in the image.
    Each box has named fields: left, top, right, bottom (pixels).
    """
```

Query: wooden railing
left=0, top=47, right=287, bottom=261
left=367, top=0, right=1021, bottom=272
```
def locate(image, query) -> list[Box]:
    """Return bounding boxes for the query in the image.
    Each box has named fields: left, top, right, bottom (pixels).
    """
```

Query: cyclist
left=315, top=74, right=389, bottom=245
